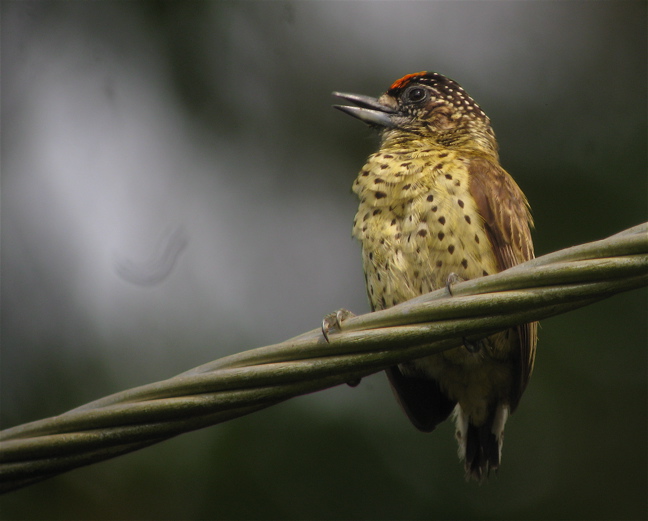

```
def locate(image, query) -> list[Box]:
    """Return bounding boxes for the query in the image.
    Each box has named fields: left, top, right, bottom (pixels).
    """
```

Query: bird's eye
left=404, top=86, right=427, bottom=103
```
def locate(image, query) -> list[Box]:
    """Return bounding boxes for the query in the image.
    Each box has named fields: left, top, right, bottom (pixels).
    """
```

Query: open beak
left=332, top=92, right=398, bottom=128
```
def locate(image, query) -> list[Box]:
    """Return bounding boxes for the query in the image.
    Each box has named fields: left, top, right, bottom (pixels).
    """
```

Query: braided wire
left=1, top=223, right=646, bottom=493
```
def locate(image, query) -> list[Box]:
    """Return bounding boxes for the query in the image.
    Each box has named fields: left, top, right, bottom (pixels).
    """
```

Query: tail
left=454, top=404, right=509, bottom=481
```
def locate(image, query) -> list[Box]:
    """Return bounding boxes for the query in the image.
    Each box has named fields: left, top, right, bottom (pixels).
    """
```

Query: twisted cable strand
left=1, top=223, right=646, bottom=493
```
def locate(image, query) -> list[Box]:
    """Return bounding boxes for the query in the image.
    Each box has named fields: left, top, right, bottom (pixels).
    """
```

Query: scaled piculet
left=334, top=71, right=537, bottom=481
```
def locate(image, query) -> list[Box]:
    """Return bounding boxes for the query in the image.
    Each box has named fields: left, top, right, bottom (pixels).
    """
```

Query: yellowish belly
left=353, top=149, right=499, bottom=308
left=352, top=148, right=514, bottom=423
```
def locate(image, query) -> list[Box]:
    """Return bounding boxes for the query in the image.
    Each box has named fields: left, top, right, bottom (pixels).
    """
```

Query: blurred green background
left=1, top=1, right=646, bottom=519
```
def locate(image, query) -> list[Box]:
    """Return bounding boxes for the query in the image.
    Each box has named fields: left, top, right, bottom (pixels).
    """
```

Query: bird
left=332, top=71, right=537, bottom=481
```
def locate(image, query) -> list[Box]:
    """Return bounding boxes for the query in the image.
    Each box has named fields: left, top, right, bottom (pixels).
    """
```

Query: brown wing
left=386, top=366, right=456, bottom=432
left=469, top=158, right=537, bottom=410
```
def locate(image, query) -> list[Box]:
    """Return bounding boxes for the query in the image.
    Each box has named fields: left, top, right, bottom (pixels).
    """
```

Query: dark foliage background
left=1, top=1, right=646, bottom=519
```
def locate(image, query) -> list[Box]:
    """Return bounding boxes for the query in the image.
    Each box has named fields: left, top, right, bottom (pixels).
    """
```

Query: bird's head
left=334, top=71, right=498, bottom=155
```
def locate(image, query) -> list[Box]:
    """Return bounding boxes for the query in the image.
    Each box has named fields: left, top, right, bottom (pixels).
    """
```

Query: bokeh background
left=1, top=1, right=646, bottom=519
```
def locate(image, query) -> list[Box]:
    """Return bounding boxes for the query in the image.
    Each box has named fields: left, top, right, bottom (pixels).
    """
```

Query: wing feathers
left=469, top=158, right=537, bottom=407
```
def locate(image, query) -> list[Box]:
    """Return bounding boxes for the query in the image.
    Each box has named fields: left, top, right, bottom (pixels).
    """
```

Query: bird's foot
left=445, top=272, right=465, bottom=296
left=321, top=308, right=355, bottom=343
left=321, top=309, right=360, bottom=387
left=446, top=274, right=481, bottom=353
left=463, top=338, right=484, bottom=354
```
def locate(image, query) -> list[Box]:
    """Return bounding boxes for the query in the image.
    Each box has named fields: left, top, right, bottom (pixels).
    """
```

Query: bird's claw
left=463, top=338, right=484, bottom=354
left=321, top=308, right=355, bottom=343
left=445, top=272, right=464, bottom=296
left=321, top=309, right=360, bottom=387
left=446, top=273, right=479, bottom=353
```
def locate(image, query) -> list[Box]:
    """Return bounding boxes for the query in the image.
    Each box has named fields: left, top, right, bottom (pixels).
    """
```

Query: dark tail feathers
left=455, top=405, right=508, bottom=481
